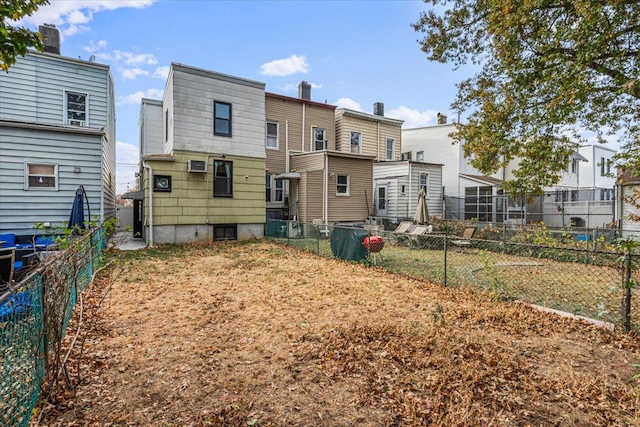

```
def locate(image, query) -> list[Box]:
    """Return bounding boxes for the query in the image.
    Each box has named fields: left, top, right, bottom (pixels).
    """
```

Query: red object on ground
left=363, top=236, right=384, bottom=252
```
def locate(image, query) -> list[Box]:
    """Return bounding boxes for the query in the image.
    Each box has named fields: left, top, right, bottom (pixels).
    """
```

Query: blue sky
left=21, top=0, right=474, bottom=194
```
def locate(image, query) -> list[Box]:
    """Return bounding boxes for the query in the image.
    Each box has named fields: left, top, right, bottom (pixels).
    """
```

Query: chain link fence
left=0, top=226, right=109, bottom=427
left=266, top=219, right=638, bottom=332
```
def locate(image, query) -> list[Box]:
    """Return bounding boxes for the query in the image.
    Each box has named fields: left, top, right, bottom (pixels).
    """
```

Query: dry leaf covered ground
left=38, top=241, right=639, bottom=426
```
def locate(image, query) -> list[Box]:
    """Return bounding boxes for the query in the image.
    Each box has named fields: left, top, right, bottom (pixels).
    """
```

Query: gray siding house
left=0, top=25, right=116, bottom=235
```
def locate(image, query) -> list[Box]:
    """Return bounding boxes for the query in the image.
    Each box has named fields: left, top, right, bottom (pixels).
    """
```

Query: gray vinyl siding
left=171, top=65, right=266, bottom=158
left=162, top=68, right=175, bottom=153
left=0, top=52, right=110, bottom=130
left=409, top=163, right=443, bottom=219
left=0, top=127, right=104, bottom=234
left=140, top=99, right=164, bottom=156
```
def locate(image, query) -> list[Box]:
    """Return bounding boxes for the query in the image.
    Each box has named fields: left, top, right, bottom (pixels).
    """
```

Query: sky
left=19, top=0, right=476, bottom=194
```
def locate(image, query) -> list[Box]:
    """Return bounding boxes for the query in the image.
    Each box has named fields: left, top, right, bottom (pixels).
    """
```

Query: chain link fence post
left=623, top=250, right=632, bottom=333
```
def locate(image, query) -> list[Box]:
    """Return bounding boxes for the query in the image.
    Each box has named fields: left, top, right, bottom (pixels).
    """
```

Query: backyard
left=38, top=240, right=639, bottom=426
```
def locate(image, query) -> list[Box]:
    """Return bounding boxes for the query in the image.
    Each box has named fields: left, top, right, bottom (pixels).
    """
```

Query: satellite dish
left=89, top=55, right=96, bottom=62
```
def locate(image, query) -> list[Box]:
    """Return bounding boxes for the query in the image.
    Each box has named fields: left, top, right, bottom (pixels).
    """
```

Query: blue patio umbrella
left=68, top=185, right=90, bottom=232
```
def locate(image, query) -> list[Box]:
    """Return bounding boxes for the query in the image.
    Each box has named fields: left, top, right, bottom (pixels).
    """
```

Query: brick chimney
left=298, top=81, right=311, bottom=101
left=437, top=112, right=447, bottom=125
left=39, top=24, right=61, bottom=55
left=373, top=102, right=384, bottom=116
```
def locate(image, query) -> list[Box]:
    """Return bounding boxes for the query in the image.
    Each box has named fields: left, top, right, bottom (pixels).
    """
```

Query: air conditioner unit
left=188, top=159, right=207, bottom=173
left=69, top=120, right=85, bottom=127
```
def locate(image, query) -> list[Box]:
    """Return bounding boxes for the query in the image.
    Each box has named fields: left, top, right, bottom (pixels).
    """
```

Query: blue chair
left=0, top=292, right=33, bottom=322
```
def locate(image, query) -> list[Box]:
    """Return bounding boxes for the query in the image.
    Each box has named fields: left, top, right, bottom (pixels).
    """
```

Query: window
left=214, top=101, right=232, bottom=136
left=265, top=174, right=272, bottom=202
left=336, top=174, right=349, bottom=195
left=570, top=190, right=578, bottom=201
left=600, top=188, right=613, bottom=201
left=213, top=160, right=233, bottom=197
left=419, top=172, right=429, bottom=196
left=153, top=175, right=172, bottom=192
left=386, top=138, right=395, bottom=160
left=607, top=159, right=612, bottom=174
left=350, top=131, right=361, bottom=154
left=600, top=157, right=605, bottom=176
left=314, top=128, right=326, bottom=151
left=266, top=174, right=285, bottom=202
left=65, top=91, right=87, bottom=126
left=555, top=189, right=568, bottom=203
left=26, top=163, right=57, bottom=190
left=401, top=152, right=412, bottom=161
left=571, top=159, right=578, bottom=173
left=214, top=224, right=237, bottom=241
left=416, top=151, right=424, bottom=162
left=266, top=121, right=278, bottom=149
left=464, top=186, right=493, bottom=221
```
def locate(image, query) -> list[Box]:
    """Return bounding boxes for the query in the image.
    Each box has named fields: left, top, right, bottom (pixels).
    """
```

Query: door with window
left=376, top=185, right=387, bottom=217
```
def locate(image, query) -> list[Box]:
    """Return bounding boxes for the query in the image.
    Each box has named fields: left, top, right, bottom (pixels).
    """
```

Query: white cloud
left=97, top=50, right=157, bottom=66
left=21, top=1, right=157, bottom=29
left=83, top=39, right=107, bottom=53
left=310, top=82, right=323, bottom=89
left=117, top=88, right=164, bottom=106
left=120, top=67, right=150, bottom=80
left=61, top=24, right=90, bottom=37
left=387, top=106, right=440, bottom=128
left=260, top=55, right=308, bottom=77
left=116, top=140, right=140, bottom=194
left=334, top=97, right=363, bottom=112
left=152, top=66, right=170, bottom=79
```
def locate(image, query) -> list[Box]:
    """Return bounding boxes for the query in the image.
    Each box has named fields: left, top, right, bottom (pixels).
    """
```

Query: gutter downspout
left=324, top=152, right=329, bottom=226
left=302, top=104, right=306, bottom=152
left=377, top=122, right=380, bottom=160
left=143, top=162, right=153, bottom=247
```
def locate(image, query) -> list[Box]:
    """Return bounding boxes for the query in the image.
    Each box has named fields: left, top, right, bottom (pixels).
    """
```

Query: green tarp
left=330, top=226, right=369, bottom=262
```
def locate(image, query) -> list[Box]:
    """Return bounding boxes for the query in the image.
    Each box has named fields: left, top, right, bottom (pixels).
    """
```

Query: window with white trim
left=416, top=151, right=424, bottom=162
left=350, top=131, right=361, bottom=154
left=336, top=174, right=349, bottom=195
left=65, top=91, right=87, bottom=126
left=266, top=121, right=278, bottom=149
left=314, top=128, right=326, bottom=151
left=401, top=152, right=412, bottom=161
left=386, top=138, right=395, bottom=160
left=265, top=174, right=272, bottom=202
left=275, top=179, right=284, bottom=202
left=419, top=172, right=429, bottom=195
left=26, top=163, right=58, bottom=190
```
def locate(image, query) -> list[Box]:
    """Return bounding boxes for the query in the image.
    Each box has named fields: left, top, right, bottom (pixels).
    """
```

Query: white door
left=376, top=185, right=387, bottom=217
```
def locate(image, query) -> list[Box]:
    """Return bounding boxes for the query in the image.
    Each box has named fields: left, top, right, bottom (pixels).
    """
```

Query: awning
left=121, top=190, right=144, bottom=200
left=275, top=172, right=301, bottom=180
left=572, top=152, right=588, bottom=162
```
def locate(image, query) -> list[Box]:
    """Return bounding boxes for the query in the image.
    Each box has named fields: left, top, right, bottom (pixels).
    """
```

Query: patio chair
left=403, top=225, right=431, bottom=248
left=386, top=221, right=417, bottom=245
left=0, top=248, right=16, bottom=295
left=451, top=227, right=478, bottom=252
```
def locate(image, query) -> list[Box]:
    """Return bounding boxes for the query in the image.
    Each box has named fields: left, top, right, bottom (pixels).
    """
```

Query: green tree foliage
left=413, top=1, right=640, bottom=195
left=0, top=0, right=49, bottom=72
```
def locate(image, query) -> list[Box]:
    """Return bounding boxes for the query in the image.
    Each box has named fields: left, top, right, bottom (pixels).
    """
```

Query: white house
left=0, top=25, right=116, bottom=235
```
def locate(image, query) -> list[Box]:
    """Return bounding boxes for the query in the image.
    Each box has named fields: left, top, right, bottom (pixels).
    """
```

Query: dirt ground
left=36, top=241, right=640, bottom=426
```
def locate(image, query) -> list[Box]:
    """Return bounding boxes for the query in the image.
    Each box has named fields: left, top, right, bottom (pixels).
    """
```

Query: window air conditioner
left=69, top=120, right=85, bottom=127
left=188, top=159, right=207, bottom=173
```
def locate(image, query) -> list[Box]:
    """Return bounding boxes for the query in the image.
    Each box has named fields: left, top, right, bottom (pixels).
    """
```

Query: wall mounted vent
left=188, top=160, right=207, bottom=173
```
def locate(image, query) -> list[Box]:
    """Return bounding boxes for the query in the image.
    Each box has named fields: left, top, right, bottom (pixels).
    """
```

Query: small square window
left=153, top=175, right=172, bottom=192
left=214, top=101, right=232, bottom=137
left=214, top=160, right=233, bottom=197
left=416, top=151, right=424, bottom=162
left=350, top=131, right=361, bottom=154
left=26, top=163, right=57, bottom=190
left=401, top=152, right=411, bottom=161
left=266, top=122, right=278, bottom=149
left=336, top=174, right=349, bottom=196
left=214, top=224, right=237, bottom=241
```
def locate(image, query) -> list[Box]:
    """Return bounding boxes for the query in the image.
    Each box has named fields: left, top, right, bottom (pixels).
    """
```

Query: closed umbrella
left=68, top=185, right=89, bottom=232
left=414, top=188, right=429, bottom=225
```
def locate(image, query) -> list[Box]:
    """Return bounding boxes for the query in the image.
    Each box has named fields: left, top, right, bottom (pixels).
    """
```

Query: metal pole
left=623, top=251, right=632, bottom=333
